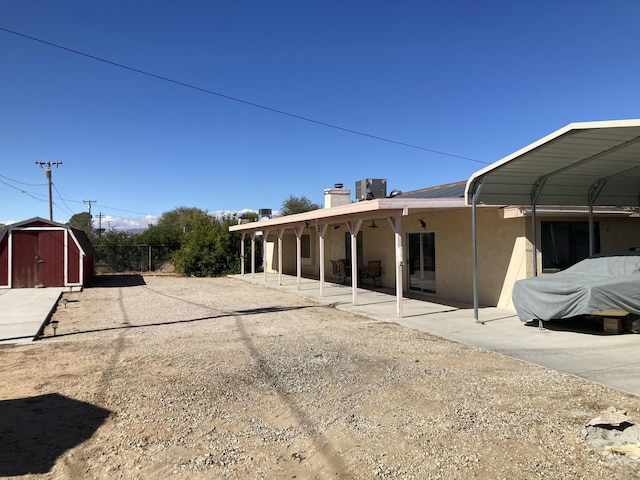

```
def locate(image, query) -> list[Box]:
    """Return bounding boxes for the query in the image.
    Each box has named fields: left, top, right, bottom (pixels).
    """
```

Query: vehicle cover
left=512, top=252, right=640, bottom=321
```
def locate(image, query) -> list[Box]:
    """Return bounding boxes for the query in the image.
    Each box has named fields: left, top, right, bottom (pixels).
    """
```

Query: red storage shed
left=0, top=217, right=95, bottom=290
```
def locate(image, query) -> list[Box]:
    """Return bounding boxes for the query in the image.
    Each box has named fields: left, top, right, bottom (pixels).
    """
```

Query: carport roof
left=465, top=119, right=640, bottom=207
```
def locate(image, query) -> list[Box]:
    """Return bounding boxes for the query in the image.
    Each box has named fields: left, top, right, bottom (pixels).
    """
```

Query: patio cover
left=464, top=119, right=640, bottom=323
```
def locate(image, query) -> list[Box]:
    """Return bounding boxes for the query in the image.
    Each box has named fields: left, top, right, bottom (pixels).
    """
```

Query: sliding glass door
left=407, top=232, right=435, bottom=294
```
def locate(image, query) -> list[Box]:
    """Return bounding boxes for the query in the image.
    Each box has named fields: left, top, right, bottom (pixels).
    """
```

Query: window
left=541, top=221, right=599, bottom=272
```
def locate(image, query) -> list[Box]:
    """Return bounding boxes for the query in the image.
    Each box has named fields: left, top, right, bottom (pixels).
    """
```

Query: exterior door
left=12, top=231, right=40, bottom=288
left=12, top=231, right=65, bottom=288
left=407, top=231, right=435, bottom=294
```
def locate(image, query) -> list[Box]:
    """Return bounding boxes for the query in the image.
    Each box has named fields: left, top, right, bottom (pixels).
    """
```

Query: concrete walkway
left=0, top=288, right=63, bottom=345
left=232, top=273, right=640, bottom=398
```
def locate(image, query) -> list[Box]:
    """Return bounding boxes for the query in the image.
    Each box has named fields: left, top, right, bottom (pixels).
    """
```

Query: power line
left=52, top=182, right=75, bottom=217
left=0, top=26, right=489, bottom=165
left=0, top=178, right=46, bottom=202
left=0, top=173, right=47, bottom=186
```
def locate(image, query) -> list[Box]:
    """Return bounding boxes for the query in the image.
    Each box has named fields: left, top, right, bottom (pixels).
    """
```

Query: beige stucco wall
left=260, top=210, right=639, bottom=310
left=402, top=208, right=528, bottom=308
left=598, top=216, right=640, bottom=252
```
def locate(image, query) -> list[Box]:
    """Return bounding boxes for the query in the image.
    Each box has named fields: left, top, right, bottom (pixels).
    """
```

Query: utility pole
left=83, top=200, right=97, bottom=234
left=35, top=161, right=62, bottom=221
left=96, top=212, right=105, bottom=237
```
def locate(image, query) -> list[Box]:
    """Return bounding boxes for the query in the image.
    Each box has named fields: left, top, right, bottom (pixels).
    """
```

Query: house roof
left=397, top=181, right=466, bottom=199
left=465, top=119, right=640, bottom=207
left=229, top=196, right=467, bottom=233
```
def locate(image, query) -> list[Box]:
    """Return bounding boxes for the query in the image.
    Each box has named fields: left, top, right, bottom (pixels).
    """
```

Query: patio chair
left=330, top=260, right=343, bottom=283
left=362, top=260, right=382, bottom=287
left=338, top=259, right=352, bottom=284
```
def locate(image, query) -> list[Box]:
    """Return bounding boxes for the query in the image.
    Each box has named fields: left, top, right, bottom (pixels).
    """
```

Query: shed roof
left=0, top=217, right=95, bottom=256
left=465, top=119, right=640, bottom=207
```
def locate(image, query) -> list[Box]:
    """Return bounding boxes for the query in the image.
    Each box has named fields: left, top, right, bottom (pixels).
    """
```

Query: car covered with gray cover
left=512, top=252, right=640, bottom=322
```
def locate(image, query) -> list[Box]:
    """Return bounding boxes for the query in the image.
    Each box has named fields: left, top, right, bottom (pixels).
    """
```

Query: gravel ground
left=1, top=274, right=640, bottom=479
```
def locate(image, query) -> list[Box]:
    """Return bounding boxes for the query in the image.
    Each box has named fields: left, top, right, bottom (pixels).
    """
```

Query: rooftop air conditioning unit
left=355, top=178, right=387, bottom=201
left=258, top=208, right=272, bottom=220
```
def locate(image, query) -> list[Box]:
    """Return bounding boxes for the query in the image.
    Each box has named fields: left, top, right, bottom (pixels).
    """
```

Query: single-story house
left=0, top=217, right=95, bottom=291
left=229, top=120, right=640, bottom=319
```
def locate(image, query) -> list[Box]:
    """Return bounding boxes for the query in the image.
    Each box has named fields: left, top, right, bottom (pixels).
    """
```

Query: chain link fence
left=94, top=244, right=180, bottom=273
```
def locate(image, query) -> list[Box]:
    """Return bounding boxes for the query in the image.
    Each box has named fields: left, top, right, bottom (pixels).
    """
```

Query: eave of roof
left=229, top=197, right=467, bottom=232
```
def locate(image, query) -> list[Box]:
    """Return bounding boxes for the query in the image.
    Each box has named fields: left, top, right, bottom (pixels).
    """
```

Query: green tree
left=157, top=207, right=204, bottom=234
left=68, top=212, right=93, bottom=237
left=279, top=195, right=321, bottom=216
left=172, top=211, right=241, bottom=276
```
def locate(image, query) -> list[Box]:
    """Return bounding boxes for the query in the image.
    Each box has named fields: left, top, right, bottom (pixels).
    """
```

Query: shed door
left=12, top=231, right=40, bottom=288
left=12, top=231, right=65, bottom=288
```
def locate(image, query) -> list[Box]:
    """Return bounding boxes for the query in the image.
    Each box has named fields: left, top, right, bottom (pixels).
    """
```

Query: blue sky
left=1, top=1, right=639, bottom=230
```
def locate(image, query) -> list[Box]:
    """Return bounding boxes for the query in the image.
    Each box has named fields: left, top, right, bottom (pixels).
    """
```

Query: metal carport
left=465, top=119, right=640, bottom=323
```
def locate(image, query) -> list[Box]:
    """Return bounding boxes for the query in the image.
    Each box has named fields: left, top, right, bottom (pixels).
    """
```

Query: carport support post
left=472, top=195, right=480, bottom=323
left=530, top=205, right=544, bottom=330
left=588, top=203, right=595, bottom=256
left=317, top=224, right=328, bottom=297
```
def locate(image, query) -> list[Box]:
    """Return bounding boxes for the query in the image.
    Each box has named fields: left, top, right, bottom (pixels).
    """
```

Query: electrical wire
left=0, top=178, right=47, bottom=202
left=52, top=182, right=75, bottom=216
left=0, top=26, right=490, bottom=165
left=0, top=173, right=47, bottom=186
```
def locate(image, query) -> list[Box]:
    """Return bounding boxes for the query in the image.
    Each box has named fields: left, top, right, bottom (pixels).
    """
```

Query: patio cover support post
left=276, top=228, right=285, bottom=285
left=262, top=229, right=269, bottom=282
left=294, top=225, right=304, bottom=290
left=250, top=232, right=256, bottom=278
left=240, top=233, right=246, bottom=275
left=317, top=224, right=328, bottom=297
left=346, top=219, right=363, bottom=305
left=388, top=215, right=403, bottom=318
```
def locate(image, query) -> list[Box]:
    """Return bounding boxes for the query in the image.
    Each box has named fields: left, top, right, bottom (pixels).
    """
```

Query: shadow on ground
left=89, top=274, right=147, bottom=288
left=0, top=393, right=110, bottom=476
left=525, top=316, right=636, bottom=336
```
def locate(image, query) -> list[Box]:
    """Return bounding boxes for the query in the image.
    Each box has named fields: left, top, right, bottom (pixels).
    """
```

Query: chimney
left=324, top=183, right=350, bottom=208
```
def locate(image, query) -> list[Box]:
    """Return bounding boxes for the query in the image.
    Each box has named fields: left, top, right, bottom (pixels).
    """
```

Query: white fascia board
left=229, top=197, right=467, bottom=232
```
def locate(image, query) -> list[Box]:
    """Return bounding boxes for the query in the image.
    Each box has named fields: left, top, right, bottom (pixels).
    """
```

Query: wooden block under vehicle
left=603, top=317, right=624, bottom=334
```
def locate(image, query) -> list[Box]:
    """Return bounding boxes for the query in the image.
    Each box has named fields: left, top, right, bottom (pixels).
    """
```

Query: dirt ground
left=1, top=274, right=640, bottom=479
